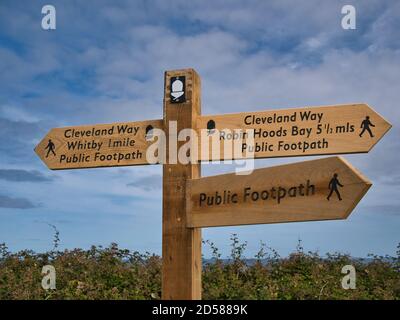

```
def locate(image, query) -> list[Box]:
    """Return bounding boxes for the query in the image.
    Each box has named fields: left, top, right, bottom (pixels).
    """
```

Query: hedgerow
left=0, top=235, right=399, bottom=300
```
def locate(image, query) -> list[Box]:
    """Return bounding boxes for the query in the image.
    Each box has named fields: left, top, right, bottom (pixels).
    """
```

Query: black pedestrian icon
left=45, top=139, right=56, bottom=158
left=327, top=173, right=343, bottom=201
left=359, top=116, right=375, bottom=138
left=207, top=120, right=216, bottom=135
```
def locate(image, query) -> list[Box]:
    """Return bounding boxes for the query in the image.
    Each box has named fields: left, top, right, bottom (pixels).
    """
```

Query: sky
left=0, top=0, right=399, bottom=258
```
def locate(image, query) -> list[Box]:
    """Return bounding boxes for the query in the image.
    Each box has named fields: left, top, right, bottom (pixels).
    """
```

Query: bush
left=0, top=236, right=399, bottom=300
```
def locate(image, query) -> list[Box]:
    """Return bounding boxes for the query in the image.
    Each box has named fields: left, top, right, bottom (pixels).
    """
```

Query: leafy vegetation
left=0, top=234, right=399, bottom=300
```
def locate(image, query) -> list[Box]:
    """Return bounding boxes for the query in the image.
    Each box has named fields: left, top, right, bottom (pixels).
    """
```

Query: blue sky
left=0, top=0, right=399, bottom=258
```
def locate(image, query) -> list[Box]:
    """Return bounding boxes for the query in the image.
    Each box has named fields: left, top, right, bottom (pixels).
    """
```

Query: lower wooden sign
left=186, top=156, right=371, bottom=228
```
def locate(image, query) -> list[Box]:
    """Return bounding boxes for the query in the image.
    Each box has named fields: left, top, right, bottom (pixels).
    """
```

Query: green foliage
left=0, top=242, right=161, bottom=300
left=0, top=237, right=399, bottom=300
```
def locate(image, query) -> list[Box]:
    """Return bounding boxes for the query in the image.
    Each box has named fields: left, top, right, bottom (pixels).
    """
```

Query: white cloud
left=0, top=0, right=399, bottom=255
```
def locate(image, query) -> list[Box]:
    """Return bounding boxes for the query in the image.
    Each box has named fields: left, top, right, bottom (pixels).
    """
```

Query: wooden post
left=162, top=69, right=202, bottom=299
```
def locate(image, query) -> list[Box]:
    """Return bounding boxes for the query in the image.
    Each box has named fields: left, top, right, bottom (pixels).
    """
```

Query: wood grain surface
left=197, top=103, right=391, bottom=161
left=187, top=156, right=371, bottom=228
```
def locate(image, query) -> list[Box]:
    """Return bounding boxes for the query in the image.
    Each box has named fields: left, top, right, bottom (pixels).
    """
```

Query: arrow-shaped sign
left=35, top=119, right=163, bottom=170
left=186, top=156, right=371, bottom=228
left=197, top=103, right=391, bottom=161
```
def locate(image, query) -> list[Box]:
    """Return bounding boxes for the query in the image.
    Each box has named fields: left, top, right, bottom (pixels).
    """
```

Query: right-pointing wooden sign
left=197, top=103, right=391, bottom=160
left=186, top=156, right=371, bottom=228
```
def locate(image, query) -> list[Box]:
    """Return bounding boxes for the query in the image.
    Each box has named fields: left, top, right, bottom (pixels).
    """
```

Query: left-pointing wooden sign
left=35, top=120, right=164, bottom=170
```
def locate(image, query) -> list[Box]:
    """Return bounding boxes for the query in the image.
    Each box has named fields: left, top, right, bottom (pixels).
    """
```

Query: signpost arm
left=162, top=69, right=202, bottom=299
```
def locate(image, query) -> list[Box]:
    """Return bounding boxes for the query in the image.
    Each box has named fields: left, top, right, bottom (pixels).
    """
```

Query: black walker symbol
left=45, top=139, right=56, bottom=158
left=359, top=116, right=375, bottom=138
left=327, top=173, right=343, bottom=201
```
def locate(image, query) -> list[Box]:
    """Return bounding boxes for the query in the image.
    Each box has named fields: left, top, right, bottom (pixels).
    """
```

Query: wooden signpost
left=162, top=69, right=202, bottom=299
left=35, top=68, right=391, bottom=300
